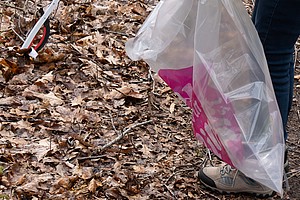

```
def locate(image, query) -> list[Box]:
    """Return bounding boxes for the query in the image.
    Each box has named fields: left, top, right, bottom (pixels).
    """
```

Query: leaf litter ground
left=0, top=0, right=299, bottom=199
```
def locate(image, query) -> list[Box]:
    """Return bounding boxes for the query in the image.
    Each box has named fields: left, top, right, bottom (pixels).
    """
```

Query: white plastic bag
left=126, top=0, right=285, bottom=194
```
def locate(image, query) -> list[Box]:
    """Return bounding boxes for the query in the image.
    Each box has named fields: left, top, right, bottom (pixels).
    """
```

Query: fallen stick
left=100, top=119, right=153, bottom=152
left=163, top=184, right=176, bottom=199
left=77, top=155, right=107, bottom=161
left=165, top=168, right=195, bottom=184
left=76, top=120, right=153, bottom=161
left=198, top=189, right=221, bottom=200
left=0, top=2, right=23, bottom=11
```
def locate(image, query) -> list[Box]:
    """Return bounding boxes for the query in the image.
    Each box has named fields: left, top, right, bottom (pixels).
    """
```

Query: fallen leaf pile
left=0, top=0, right=299, bottom=199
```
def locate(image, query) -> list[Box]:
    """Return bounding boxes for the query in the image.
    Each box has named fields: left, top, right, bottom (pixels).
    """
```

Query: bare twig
left=100, top=119, right=153, bottom=152
left=287, top=167, right=300, bottom=180
left=0, top=2, right=23, bottom=11
left=49, top=136, right=52, bottom=150
left=76, top=120, right=153, bottom=161
left=165, top=168, right=194, bottom=184
left=163, top=184, right=176, bottom=199
left=0, top=28, right=12, bottom=33
left=149, top=69, right=156, bottom=92
left=199, top=189, right=221, bottom=200
left=201, top=148, right=215, bottom=167
left=108, top=111, right=119, bottom=134
left=77, top=155, right=107, bottom=161
left=23, top=0, right=30, bottom=12
left=92, top=195, right=102, bottom=200
left=283, top=171, right=290, bottom=191
left=11, top=28, right=25, bottom=41
left=103, top=29, right=129, bottom=37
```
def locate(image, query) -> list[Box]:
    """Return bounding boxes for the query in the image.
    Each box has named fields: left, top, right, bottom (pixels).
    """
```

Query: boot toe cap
left=198, top=168, right=217, bottom=188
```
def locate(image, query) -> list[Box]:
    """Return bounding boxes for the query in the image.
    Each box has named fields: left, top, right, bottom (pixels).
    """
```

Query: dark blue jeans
left=252, top=0, right=300, bottom=140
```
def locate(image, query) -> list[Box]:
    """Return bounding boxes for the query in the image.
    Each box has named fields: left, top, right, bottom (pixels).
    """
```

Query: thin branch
left=287, top=167, right=300, bottom=179
left=92, top=195, right=102, bottom=200
left=149, top=69, right=156, bottom=92
left=108, top=110, right=119, bottom=134
left=163, top=184, right=176, bottom=199
left=199, top=189, right=221, bottom=200
left=0, top=2, right=24, bottom=11
left=165, top=168, right=194, bottom=184
left=0, top=28, right=13, bottom=33
left=11, top=28, right=25, bottom=41
left=100, top=119, right=153, bottom=152
left=283, top=171, right=290, bottom=191
left=103, top=29, right=129, bottom=37
left=77, top=120, right=153, bottom=161
left=77, top=155, right=107, bottom=161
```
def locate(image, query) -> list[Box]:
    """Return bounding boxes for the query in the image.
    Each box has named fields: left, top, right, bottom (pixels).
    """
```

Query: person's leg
left=252, top=0, right=300, bottom=140
left=199, top=0, right=300, bottom=195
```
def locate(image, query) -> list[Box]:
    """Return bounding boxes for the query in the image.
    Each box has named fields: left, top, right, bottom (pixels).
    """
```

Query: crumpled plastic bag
left=126, top=0, right=285, bottom=194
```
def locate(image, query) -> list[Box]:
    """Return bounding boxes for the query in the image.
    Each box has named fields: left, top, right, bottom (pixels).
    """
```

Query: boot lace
left=220, top=165, right=234, bottom=175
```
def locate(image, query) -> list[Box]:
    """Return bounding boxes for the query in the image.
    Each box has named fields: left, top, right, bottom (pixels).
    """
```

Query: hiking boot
left=198, top=165, right=275, bottom=197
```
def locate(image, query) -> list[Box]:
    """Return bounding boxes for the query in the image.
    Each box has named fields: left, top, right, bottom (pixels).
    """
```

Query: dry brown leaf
left=1, top=176, right=10, bottom=187
left=105, top=55, right=118, bottom=65
left=56, top=163, right=69, bottom=177
left=79, top=58, right=103, bottom=77
left=30, top=138, right=57, bottom=162
left=57, top=177, right=73, bottom=189
left=73, top=166, right=94, bottom=180
left=0, top=58, right=25, bottom=81
left=132, top=165, right=145, bottom=173
left=140, top=145, right=152, bottom=158
left=76, top=35, right=94, bottom=46
left=23, top=89, right=64, bottom=106
left=10, top=120, right=34, bottom=133
left=105, top=187, right=126, bottom=199
left=88, top=178, right=101, bottom=193
left=0, top=58, right=12, bottom=68
left=170, top=102, right=175, bottom=113
left=71, top=95, right=83, bottom=106
left=124, top=106, right=138, bottom=115
left=104, top=84, right=145, bottom=100
left=35, top=71, right=54, bottom=84
left=37, top=51, right=65, bottom=63
left=72, top=108, right=102, bottom=123
left=131, top=3, right=147, bottom=16
left=0, top=96, right=21, bottom=106
left=16, top=181, right=39, bottom=196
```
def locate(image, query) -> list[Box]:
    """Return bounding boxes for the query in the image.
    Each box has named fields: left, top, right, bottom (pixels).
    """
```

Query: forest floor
left=0, top=0, right=299, bottom=199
